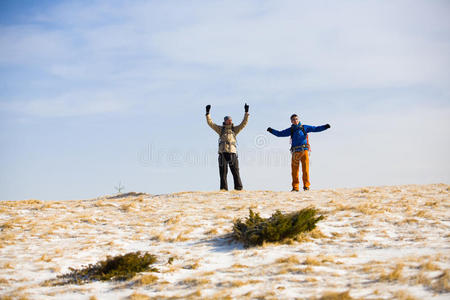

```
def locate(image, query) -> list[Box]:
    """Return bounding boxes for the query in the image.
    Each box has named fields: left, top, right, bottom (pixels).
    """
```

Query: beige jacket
left=206, top=112, right=249, bottom=153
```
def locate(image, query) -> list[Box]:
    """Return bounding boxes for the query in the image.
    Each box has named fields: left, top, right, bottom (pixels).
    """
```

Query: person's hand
left=325, top=124, right=331, bottom=129
left=206, top=105, right=211, bottom=114
left=244, top=103, right=249, bottom=113
left=267, top=127, right=273, bottom=133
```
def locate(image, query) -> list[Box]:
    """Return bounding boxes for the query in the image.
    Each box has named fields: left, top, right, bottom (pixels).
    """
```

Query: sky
left=0, top=0, right=449, bottom=200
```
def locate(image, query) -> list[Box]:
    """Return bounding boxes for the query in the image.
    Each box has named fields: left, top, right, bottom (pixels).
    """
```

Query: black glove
left=267, top=127, right=273, bottom=133
left=325, top=124, right=331, bottom=129
left=206, top=105, right=211, bottom=114
left=244, top=103, right=249, bottom=113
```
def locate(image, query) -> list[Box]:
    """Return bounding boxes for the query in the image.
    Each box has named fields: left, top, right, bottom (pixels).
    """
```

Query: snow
left=0, top=184, right=449, bottom=299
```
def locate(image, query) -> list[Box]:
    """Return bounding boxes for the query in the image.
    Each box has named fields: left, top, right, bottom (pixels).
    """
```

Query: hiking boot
left=291, top=189, right=299, bottom=192
left=303, top=187, right=310, bottom=191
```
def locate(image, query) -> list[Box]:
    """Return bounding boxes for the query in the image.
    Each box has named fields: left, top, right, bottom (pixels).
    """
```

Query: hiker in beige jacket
left=205, top=103, right=249, bottom=190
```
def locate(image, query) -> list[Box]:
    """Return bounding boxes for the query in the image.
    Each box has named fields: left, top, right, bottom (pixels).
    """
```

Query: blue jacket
left=269, top=123, right=329, bottom=148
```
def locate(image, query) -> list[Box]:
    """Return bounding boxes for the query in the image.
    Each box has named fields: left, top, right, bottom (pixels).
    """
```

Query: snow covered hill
left=1, top=184, right=449, bottom=299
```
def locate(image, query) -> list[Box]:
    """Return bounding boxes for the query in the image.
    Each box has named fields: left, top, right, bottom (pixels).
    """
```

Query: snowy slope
left=1, top=184, right=449, bottom=299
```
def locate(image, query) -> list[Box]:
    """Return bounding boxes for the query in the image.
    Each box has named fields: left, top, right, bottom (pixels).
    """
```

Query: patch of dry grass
left=393, top=290, right=419, bottom=300
left=303, top=255, right=335, bottom=266
left=134, top=274, right=158, bottom=286
left=126, top=292, right=151, bottom=300
left=183, top=261, right=200, bottom=270
left=164, top=215, right=181, bottom=225
left=275, top=255, right=301, bottom=264
left=432, top=269, right=450, bottom=293
left=310, top=228, right=327, bottom=239
left=218, top=279, right=262, bottom=288
left=317, top=290, right=353, bottom=300
left=172, top=233, right=189, bottom=242
left=379, top=263, right=404, bottom=282
left=205, top=228, right=218, bottom=235
left=180, top=277, right=211, bottom=287
left=37, top=254, right=52, bottom=263
left=421, top=260, right=440, bottom=271
left=120, top=202, right=138, bottom=212
left=304, top=256, right=321, bottom=266
left=231, top=263, right=249, bottom=269
left=412, top=271, right=431, bottom=286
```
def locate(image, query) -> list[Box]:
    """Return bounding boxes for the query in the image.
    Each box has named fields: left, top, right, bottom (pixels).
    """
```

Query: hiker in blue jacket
left=267, top=114, right=330, bottom=191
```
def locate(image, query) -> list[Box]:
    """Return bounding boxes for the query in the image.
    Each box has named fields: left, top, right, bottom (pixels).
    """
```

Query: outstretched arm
left=304, top=124, right=330, bottom=133
left=267, top=127, right=291, bottom=137
left=205, top=105, right=221, bottom=135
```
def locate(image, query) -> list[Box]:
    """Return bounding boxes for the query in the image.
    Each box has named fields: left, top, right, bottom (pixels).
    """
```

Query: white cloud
left=0, top=0, right=449, bottom=118
left=151, top=0, right=450, bottom=89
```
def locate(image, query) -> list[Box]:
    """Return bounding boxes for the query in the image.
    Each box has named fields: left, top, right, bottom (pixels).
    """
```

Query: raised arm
left=232, top=104, right=249, bottom=135
left=304, top=124, right=331, bottom=133
left=205, top=105, right=221, bottom=135
left=267, top=127, right=291, bottom=137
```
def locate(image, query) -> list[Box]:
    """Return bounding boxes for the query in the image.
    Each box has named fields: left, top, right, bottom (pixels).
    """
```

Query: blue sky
left=0, top=0, right=449, bottom=200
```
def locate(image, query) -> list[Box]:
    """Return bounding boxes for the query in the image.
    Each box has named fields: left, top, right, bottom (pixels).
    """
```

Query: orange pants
left=291, top=150, right=310, bottom=191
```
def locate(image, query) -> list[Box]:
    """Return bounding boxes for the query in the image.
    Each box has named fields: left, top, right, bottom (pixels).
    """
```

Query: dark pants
left=218, top=152, right=243, bottom=190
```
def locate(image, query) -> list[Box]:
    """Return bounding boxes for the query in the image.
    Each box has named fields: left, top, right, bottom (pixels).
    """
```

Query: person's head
left=290, top=114, right=300, bottom=125
left=224, top=116, right=232, bottom=125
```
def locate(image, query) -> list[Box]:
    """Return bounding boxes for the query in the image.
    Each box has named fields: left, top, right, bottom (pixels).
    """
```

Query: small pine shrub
left=232, top=208, right=324, bottom=247
left=54, top=251, right=157, bottom=284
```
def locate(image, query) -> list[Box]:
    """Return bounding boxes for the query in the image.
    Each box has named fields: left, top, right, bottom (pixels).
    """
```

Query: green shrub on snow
left=232, top=208, right=324, bottom=247
left=54, top=251, right=157, bottom=284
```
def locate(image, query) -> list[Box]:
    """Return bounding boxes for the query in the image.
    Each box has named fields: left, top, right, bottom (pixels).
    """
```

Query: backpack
left=219, top=125, right=237, bottom=147
left=290, top=125, right=310, bottom=153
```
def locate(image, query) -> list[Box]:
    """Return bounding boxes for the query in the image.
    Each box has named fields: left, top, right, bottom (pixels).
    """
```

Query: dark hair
left=290, top=114, right=298, bottom=120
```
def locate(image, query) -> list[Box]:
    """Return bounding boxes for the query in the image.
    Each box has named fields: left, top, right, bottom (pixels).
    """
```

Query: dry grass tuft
left=310, top=228, right=327, bottom=239
left=318, top=290, right=353, bottom=300
left=379, top=263, right=404, bottom=282
left=181, top=277, right=211, bottom=287
left=412, top=271, right=431, bottom=286
left=424, top=200, right=438, bottom=207
left=173, top=233, right=189, bottom=242
left=278, top=265, right=306, bottom=275
left=126, top=292, right=151, bottom=300
left=135, top=274, right=158, bottom=285
left=294, top=232, right=312, bottom=243
left=2, top=262, right=14, bottom=269
left=432, top=269, right=450, bottom=293
left=205, top=228, right=218, bottom=235
left=150, top=233, right=165, bottom=242
left=415, top=210, right=431, bottom=218
left=421, top=260, right=440, bottom=271
left=183, top=261, right=200, bottom=270
left=393, top=290, right=419, bottom=300
left=231, top=263, right=249, bottom=269
left=38, top=254, right=52, bottom=263
left=120, top=202, right=137, bottom=212
left=303, top=255, right=334, bottom=266
left=304, top=256, right=321, bottom=266
left=275, top=255, right=301, bottom=264
left=164, top=215, right=181, bottom=225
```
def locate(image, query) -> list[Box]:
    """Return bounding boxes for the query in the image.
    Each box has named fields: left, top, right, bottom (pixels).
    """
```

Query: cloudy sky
left=1, top=0, right=449, bottom=200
